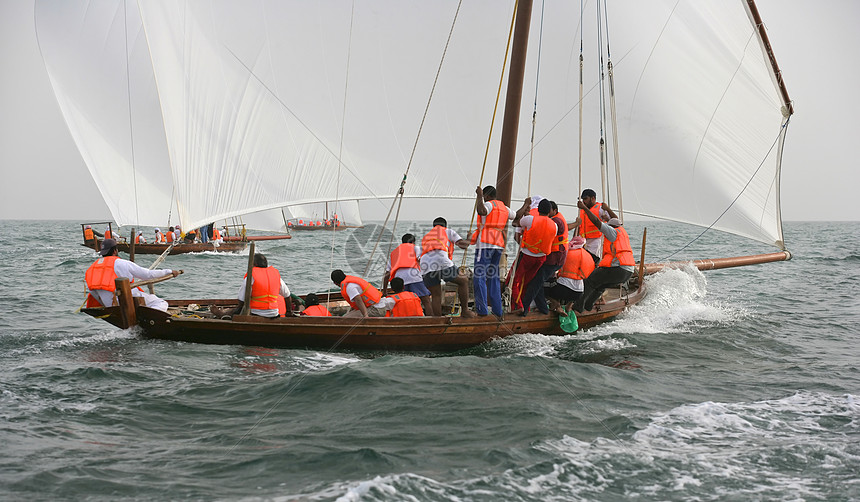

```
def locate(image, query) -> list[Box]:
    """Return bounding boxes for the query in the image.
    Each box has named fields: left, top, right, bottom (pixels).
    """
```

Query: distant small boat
left=79, top=222, right=289, bottom=256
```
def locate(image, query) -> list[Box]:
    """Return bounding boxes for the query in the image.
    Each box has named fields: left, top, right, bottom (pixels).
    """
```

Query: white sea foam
left=585, top=264, right=749, bottom=337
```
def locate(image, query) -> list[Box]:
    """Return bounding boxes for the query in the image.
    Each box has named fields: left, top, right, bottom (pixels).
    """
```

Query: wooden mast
left=494, top=0, right=534, bottom=207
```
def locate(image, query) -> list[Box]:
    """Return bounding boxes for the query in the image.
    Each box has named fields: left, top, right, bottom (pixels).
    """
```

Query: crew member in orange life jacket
left=573, top=201, right=635, bottom=313
left=545, top=235, right=595, bottom=313
left=154, top=228, right=166, bottom=243
left=84, top=238, right=180, bottom=312
left=511, top=198, right=560, bottom=315
left=419, top=217, right=475, bottom=318
left=301, top=293, right=332, bottom=316
left=166, top=226, right=176, bottom=243
left=472, top=185, right=515, bottom=318
left=134, top=231, right=146, bottom=244
left=519, top=200, right=569, bottom=315
left=83, top=225, right=103, bottom=246
left=211, top=254, right=292, bottom=318
left=331, top=269, right=392, bottom=317
left=386, top=277, right=424, bottom=317
left=571, top=188, right=618, bottom=264
left=382, top=233, right=431, bottom=315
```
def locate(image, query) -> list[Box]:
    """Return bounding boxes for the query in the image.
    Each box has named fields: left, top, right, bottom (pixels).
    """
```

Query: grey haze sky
left=1, top=0, right=858, bottom=222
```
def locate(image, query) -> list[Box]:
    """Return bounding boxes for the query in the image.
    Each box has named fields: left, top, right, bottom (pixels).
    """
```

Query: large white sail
left=35, top=1, right=174, bottom=227
left=38, top=0, right=789, bottom=249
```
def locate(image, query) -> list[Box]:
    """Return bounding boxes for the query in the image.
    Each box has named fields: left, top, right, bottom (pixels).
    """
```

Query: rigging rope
left=460, top=1, right=519, bottom=268
left=329, top=1, right=355, bottom=302
left=577, top=0, right=584, bottom=198
left=602, top=0, right=624, bottom=222
left=363, top=0, right=465, bottom=277
left=122, top=0, right=140, bottom=227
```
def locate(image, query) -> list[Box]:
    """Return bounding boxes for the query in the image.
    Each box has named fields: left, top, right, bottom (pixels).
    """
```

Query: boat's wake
left=483, top=264, right=748, bottom=360
left=293, top=391, right=859, bottom=501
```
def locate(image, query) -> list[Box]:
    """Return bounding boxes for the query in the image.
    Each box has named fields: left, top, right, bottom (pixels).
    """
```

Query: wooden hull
left=223, top=235, right=291, bottom=241
left=289, top=225, right=361, bottom=231
left=81, top=241, right=248, bottom=255
left=82, top=286, right=645, bottom=352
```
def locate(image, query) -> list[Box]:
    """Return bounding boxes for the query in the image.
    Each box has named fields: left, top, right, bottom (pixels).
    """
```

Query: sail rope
left=659, top=118, right=791, bottom=261
left=459, top=1, right=519, bottom=269
left=362, top=0, right=465, bottom=278
left=122, top=0, right=140, bottom=227
left=577, top=0, right=584, bottom=198
left=328, top=1, right=356, bottom=302
left=602, top=0, right=624, bottom=222
left=526, top=0, right=546, bottom=197
left=499, top=0, right=547, bottom=311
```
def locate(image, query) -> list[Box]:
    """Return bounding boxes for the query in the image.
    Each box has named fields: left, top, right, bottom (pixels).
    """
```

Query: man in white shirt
left=382, top=233, right=431, bottom=314
left=472, top=185, right=515, bottom=318
left=571, top=189, right=617, bottom=263
left=85, top=239, right=180, bottom=312
left=419, top=217, right=475, bottom=317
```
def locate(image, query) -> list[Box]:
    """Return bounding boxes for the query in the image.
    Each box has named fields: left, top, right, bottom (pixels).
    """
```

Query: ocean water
left=1, top=220, right=858, bottom=501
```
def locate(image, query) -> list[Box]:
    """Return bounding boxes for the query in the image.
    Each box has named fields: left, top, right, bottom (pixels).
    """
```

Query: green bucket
left=559, top=310, right=579, bottom=333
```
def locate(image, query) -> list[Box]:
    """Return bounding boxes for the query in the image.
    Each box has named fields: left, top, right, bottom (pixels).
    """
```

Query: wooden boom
left=643, top=251, right=791, bottom=275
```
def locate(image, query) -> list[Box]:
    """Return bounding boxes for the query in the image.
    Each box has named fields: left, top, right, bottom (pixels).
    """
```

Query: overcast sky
left=1, top=0, right=857, bottom=222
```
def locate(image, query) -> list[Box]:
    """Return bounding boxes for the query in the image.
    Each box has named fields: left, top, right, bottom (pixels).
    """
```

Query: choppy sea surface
left=1, top=219, right=858, bottom=501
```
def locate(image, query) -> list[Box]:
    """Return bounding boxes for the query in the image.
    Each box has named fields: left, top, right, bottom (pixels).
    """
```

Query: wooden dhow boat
left=51, top=0, right=795, bottom=350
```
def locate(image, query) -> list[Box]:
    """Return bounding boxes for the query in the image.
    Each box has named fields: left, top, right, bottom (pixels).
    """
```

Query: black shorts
left=423, top=266, right=459, bottom=288
left=545, top=283, right=582, bottom=304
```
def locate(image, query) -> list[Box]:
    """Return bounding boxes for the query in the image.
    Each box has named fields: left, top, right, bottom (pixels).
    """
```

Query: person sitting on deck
left=84, top=238, right=180, bottom=312
left=166, top=227, right=176, bottom=243
left=573, top=202, right=635, bottom=313
left=154, top=228, right=166, bottom=243
left=511, top=198, right=558, bottom=315
left=212, top=254, right=292, bottom=319
left=471, top=185, right=515, bottom=319
left=331, top=269, right=392, bottom=318
left=301, top=293, right=332, bottom=316
left=134, top=231, right=146, bottom=244
left=383, top=233, right=431, bottom=315
left=386, top=278, right=424, bottom=317
left=419, top=217, right=475, bottom=318
left=103, top=227, right=113, bottom=240
left=546, top=236, right=595, bottom=314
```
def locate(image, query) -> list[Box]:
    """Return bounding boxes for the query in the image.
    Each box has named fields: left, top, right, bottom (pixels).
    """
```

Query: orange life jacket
left=559, top=247, right=596, bottom=280
left=389, top=243, right=420, bottom=278
left=340, top=275, right=383, bottom=309
left=385, top=291, right=424, bottom=317
left=599, top=226, right=635, bottom=267
left=303, top=304, right=332, bottom=316
left=85, top=256, right=119, bottom=307
left=85, top=256, right=119, bottom=292
left=521, top=215, right=557, bottom=256
left=421, top=226, right=454, bottom=260
left=154, top=231, right=164, bottom=243
left=166, top=231, right=174, bottom=243
left=553, top=212, right=569, bottom=252
left=213, top=228, right=221, bottom=240
left=104, top=229, right=112, bottom=240
left=247, top=267, right=282, bottom=310
left=135, top=235, right=143, bottom=244
left=470, top=199, right=508, bottom=247
left=578, top=203, right=603, bottom=239
left=84, top=228, right=94, bottom=240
